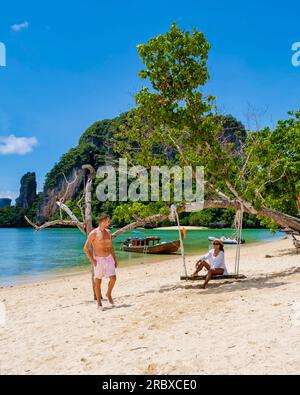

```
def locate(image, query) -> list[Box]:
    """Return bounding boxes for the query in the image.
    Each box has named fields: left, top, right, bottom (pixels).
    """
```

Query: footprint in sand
left=145, top=363, right=158, bottom=374
left=148, top=324, right=158, bottom=330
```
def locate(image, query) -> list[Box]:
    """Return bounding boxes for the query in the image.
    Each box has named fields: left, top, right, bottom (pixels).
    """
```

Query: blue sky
left=0, top=0, right=299, bottom=200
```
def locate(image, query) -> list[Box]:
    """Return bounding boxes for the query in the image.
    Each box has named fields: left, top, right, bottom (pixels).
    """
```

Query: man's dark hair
left=98, top=213, right=110, bottom=223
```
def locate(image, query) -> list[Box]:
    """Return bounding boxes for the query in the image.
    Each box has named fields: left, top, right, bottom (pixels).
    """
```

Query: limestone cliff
left=36, top=114, right=127, bottom=223
left=15, top=172, right=37, bottom=210
left=36, top=166, right=85, bottom=223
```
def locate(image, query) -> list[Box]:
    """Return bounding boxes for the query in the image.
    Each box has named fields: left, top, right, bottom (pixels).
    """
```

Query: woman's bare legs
left=192, top=260, right=210, bottom=277
left=202, top=268, right=224, bottom=289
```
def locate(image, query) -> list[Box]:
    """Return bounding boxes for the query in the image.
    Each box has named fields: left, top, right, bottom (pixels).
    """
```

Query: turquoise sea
left=0, top=228, right=283, bottom=286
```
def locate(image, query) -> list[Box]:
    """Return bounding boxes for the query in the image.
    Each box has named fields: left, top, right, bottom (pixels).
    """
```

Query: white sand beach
left=0, top=237, right=299, bottom=375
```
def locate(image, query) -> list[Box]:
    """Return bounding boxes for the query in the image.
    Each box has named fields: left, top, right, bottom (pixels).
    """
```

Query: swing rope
left=171, top=205, right=188, bottom=277
left=234, top=204, right=244, bottom=275
left=172, top=202, right=244, bottom=280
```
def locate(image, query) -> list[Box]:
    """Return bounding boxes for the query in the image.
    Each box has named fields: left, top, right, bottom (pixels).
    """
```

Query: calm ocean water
left=0, top=227, right=283, bottom=286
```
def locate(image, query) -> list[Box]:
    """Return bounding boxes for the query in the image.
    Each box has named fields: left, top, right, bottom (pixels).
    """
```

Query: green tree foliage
left=116, top=23, right=244, bottom=202
left=0, top=206, right=27, bottom=227
left=244, top=111, right=300, bottom=217
left=112, top=202, right=169, bottom=226
left=115, top=21, right=300, bottom=233
left=0, top=191, right=43, bottom=228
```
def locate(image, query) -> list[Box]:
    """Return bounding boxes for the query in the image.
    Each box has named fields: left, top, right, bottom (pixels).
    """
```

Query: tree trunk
left=204, top=201, right=300, bottom=233
left=82, top=165, right=97, bottom=299
left=112, top=200, right=300, bottom=239
left=202, top=201, right=300, bottom=233
left=83, top=165, right=96, bottom=235
left=258, top=205, right=300, bottom=232
left=297, top=195, right=300, bottom=216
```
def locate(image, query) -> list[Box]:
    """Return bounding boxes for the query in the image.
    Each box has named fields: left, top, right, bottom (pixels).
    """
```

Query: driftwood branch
left=24, top=216, right=85, bottom=233
left=24, top=197, right=86, bottom=234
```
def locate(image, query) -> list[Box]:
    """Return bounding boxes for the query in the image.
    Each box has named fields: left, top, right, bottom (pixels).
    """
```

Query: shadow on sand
left=120, top=266, right=300, bottom=299
left=176, top=266, right=300, bottom=295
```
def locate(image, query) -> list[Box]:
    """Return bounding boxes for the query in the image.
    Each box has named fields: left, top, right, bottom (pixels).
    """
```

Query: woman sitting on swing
left=192, top=239, right=228, bottom=288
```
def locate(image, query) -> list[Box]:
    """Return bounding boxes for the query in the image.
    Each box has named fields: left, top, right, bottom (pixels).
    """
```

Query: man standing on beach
left=84, top=213, right=117, bottom=310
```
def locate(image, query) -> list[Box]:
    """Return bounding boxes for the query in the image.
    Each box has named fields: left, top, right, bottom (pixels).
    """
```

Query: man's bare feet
left=200, top=284, right=206, bottom=289
left=97, top=304, right=104, bottom=311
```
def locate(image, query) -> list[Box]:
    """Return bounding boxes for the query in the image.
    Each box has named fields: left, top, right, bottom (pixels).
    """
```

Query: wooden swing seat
left=180, top=274, right=247, bottom=281
left=172, top=204, right=246, bottom=284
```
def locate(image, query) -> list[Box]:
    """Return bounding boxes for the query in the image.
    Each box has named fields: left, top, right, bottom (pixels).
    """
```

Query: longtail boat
left=121, top=236, right=180, bottom=254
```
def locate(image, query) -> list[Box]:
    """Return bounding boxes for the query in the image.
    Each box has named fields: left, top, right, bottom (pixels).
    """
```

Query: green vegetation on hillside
left=0, top=192, right=44, bottom=227
left=44, top=114, right=127, bottom=189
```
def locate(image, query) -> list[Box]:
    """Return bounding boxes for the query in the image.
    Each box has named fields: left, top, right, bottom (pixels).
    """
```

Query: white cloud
left=11, top=21, right=29, bottom=32
left=0, top=135, right=38, bottom=155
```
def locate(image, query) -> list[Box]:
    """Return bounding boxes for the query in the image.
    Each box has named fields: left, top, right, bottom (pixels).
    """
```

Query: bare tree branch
left=225, top=180, right=257, bottom=215
left=25, top=216, right=85, bottom=233
left=82, top=164, right=96, bottom=177
left=55, top=169, right=83, bottom=220
left=206, top=182, right=231, bottom=201
left=112, top=214, right=169, bottom=238
left=56, top=201, right=81, bottom=223
left=76, top=192, right=85, bottom=223
left=25, top=197, right=86, bottom=235
left=61, top=170, right=79, bottom=203
left=236, top=146, right=254, bottom=184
